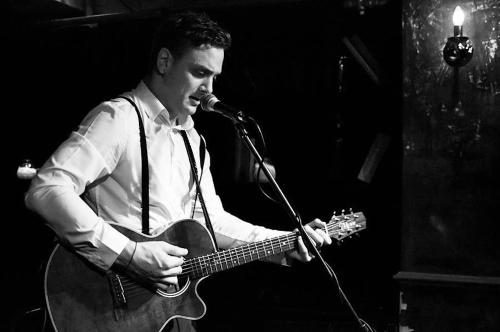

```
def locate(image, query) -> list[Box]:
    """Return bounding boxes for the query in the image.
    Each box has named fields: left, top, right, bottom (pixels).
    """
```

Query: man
left=25, top=11, right=331, bottom=331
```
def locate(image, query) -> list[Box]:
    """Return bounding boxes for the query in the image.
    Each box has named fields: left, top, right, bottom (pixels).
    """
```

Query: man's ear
left=156, top=47, right=173, bottom=75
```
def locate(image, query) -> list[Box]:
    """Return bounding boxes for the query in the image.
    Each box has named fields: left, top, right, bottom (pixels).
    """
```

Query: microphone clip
left=200, top=94, right=248, bottom=123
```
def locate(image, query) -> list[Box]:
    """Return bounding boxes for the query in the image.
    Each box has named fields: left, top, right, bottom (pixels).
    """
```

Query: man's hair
left=149, top=11, right=231, bottom=69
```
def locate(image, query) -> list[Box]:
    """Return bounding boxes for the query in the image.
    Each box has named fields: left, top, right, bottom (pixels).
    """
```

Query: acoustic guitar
left=45, top=212, right=366, bottom=331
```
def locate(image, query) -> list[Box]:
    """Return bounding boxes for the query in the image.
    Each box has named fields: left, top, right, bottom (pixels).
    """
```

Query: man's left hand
left=288, top=218, right=332, bottom=262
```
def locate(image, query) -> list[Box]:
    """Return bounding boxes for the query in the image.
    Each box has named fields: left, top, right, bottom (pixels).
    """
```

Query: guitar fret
left=195, top=256, right=202, bottom=278
left=214, top=252, right=221, bottom=273
left=224, top=251, right=231, bottom=269
left=219, top=252, right=225, bottom=271
left=205, top=255, right=213, bottom=276
left=208, top=255, right=214, bottom=275
left=231, top=248, right=239, bottom=266
left=199, top=256, right=205, bottom=276
left=235, top=247, right=242, bottom=265
left=169, top=214, right=364, bottom=281
left=224, top=252, right=229, bottom=270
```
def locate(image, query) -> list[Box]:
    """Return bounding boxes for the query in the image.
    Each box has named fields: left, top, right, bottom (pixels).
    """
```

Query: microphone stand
left=229, top=114, right=370, bottom=332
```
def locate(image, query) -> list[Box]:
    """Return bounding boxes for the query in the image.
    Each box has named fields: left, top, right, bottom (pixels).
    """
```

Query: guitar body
left=45, top=219, right=216, bottom=332
left=45, top=212, right=366, bottom=332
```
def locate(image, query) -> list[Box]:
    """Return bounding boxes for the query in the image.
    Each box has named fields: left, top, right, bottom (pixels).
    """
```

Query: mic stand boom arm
left=231, top=115, right=370, bottom=332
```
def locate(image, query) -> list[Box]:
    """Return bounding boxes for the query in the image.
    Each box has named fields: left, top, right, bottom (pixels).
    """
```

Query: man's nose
left=201, top=77, right=214, bottom=94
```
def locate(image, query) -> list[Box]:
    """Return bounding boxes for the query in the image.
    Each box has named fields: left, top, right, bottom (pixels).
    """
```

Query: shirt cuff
left=95, top=223, right=131, bottom=270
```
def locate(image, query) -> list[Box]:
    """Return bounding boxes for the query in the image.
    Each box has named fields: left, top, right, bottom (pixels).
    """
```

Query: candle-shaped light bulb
left=452, top=6, right=464, bottom=36
left=452, top=6, right=465, bottom=25
left=443, top=5, right=474, bottom=67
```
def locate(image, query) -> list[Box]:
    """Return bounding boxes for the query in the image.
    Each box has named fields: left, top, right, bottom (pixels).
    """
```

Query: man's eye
left=195, top=70, right=208, bottom=77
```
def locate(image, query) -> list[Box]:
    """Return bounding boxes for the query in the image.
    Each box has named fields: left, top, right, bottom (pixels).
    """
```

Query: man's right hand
left=115, top=240, right=188, bottom=291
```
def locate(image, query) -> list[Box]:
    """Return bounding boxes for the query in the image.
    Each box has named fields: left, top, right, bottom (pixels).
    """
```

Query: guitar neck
left=182, top=232, right=297, bottom=279
left=181, top=212, right=365, bottom=279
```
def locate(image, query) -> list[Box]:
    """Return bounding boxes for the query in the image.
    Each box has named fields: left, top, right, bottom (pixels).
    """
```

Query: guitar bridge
left=107, top=272, right=127, bottom=320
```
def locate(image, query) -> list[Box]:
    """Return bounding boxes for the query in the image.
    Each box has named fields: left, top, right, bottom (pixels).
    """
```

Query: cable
left=324, top=260, right=376, bottom=332
left=41, top=307, right=48, bottom=332
left=243, top=116, right=375, bottom=332
left=246, top=116, right=284, bottom=207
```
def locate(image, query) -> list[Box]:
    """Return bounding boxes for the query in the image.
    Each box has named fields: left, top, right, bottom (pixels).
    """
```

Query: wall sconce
left=443, top=6, right=474, bottom=67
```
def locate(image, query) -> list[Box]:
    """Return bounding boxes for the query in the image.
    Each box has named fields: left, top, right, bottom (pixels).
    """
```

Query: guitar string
left=116, top=238, right=298, bottom=300
left=179, top=221, right=354, bottom=277
left=182, top=235, right=296, bottom=274
left=119, top=221, right=352, bottom=285
left=182, top=220, right=350, bottom=269
left=122, top=233, right=364, bottom=300
left=117, top=219, right=362, bottom=297
left=118, top=235, right=298, bottom=295
left=182, top=242, right=296, bottom=278
left=179, top=221, right=349, bottom=275
left=120, top=228, right=339, bottom=298
left=119, top=216, right=357, bottom=280
left=182, top=223, right=320, bottom=270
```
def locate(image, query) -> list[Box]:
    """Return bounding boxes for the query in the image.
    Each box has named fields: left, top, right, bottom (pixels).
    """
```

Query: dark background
left=3, top=0, right=499, bottom=331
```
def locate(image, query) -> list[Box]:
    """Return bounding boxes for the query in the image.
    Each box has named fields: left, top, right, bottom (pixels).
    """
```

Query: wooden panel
left=396, top=272, right=500, bottom=331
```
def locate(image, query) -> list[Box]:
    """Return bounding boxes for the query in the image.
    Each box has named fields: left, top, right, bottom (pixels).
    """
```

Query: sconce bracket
left=443, top=36, right=474, bottom=67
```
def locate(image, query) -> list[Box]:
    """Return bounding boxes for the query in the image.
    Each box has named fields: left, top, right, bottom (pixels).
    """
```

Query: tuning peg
left=330, top=211, right=340, bottom=222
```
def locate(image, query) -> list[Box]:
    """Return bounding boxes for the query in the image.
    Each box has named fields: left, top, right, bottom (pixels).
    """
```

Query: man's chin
left=186, top=105, right=199, bottom=115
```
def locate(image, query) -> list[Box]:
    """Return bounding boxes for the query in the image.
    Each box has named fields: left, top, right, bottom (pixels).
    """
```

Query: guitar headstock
left=327, top=210, right=366, bottom=242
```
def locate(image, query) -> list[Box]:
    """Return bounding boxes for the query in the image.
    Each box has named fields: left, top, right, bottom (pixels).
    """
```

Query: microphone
left=200, top=94, right=247, bottom=121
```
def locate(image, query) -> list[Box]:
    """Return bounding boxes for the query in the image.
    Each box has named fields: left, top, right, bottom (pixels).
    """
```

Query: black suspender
left=118, top=96, right=211, bottom=243
left=180, top=130, right=219, bottom=251
left=118, top=96, right=150, bottom=235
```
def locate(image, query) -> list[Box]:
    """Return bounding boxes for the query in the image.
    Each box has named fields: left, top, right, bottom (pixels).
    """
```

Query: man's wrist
left=112, top=240, right=137, bottom=270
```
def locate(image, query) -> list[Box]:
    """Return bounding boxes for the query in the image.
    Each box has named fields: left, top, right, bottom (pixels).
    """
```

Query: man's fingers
left=154, top=276, right=179, bottom=290
left=153, top=265, right=183, bottom=278
left=297, top=236, right=313, bottom=262
left=161, top=242, right=189, bottom=256
left=304, top=225, right=324, bottom=247
left=316, top=228, right=332, bottom=245
left=152, top=255, right=185, bottom=274
left=309, top=218, right=324, bottom=227
left=307, top=219, right=333, bottom=245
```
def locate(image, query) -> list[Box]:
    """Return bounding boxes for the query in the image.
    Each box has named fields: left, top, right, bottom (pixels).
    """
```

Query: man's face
left=160, top=46, right=224, bottom=120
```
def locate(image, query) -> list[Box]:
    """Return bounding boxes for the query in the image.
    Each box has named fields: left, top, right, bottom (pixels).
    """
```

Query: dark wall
left=400, top=0, right=500, bottom=330
left=4, top=2, right=401, bottom=331
left=402, top=0, right=500, bottom=278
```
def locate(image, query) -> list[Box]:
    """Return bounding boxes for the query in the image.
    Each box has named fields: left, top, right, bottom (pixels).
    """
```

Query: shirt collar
left=134, top=81, right=194, bottom=131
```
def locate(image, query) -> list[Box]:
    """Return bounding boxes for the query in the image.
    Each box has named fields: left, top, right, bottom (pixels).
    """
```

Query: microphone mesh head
left=200, top=94, right=219, bottom=112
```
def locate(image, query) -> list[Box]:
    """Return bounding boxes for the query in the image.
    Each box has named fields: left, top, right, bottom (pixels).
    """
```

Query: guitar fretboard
left=181, top=233, right=296, bottom=279
left=180, top=213, right=365, bottom=279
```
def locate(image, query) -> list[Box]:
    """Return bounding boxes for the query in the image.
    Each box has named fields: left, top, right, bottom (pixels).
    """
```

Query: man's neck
left=143, top=75, right=188, bottom=127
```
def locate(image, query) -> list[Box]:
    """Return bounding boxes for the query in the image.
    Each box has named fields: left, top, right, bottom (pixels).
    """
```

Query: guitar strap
left=180, top=130, right=219, bottom=251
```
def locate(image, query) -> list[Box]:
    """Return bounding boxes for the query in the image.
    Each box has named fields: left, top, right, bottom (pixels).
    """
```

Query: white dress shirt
left=25, top=81, right=287, bottom=270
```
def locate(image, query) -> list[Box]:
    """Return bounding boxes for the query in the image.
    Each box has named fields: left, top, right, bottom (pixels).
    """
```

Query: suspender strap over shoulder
left=180, top=130, right=219, bottom=251
left=118, top=96, right=150, bottom=235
